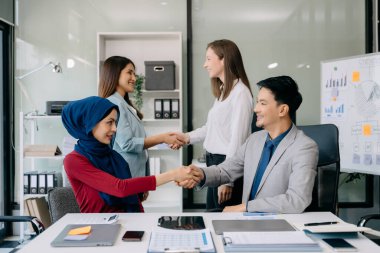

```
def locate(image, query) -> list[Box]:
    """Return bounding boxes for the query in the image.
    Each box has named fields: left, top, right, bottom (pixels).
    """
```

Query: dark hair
left=207, top=39, right=252, bottom=100
left=98, top=56, right=143, bottom=120
left=257, top=76, right=302, bottom=119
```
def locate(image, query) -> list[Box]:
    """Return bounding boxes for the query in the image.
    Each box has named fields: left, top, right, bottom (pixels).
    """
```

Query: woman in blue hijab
left=62, top=96, right=199, bottom=213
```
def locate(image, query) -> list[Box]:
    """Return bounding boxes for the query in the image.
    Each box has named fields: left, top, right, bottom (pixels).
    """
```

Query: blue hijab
left=61, top=96, right=140, bottom=212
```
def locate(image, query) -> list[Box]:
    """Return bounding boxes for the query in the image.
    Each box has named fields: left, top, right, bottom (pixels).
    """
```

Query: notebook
left=51, top=224, right=121, bottom=247
left=212, top=219, right=295, bottom=235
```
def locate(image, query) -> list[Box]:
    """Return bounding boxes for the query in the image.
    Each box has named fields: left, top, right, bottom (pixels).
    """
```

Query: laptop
left=212, top=219, right=295, bottom=235
left=51, top=224, right=121, bottom=247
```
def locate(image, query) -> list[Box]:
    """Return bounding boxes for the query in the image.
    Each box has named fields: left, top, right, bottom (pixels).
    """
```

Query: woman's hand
left=162, top=132, right=186, bottom=149
left=155, top=165, right=204, bottom=188
left=168, top=132, right=189, bottom=150
left=175, top=165, right=204, bottom=188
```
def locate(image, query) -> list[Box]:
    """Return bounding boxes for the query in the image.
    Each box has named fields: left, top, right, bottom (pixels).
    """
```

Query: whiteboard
left=321, top=52, right=380, bottom=175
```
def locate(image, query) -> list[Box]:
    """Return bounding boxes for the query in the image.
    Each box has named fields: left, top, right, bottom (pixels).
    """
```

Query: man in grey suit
left=181, top=76, right=318, bottom=213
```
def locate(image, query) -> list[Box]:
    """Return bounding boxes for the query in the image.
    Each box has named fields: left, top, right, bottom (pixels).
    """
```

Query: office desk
left=19, top=212, right=379, bottom=252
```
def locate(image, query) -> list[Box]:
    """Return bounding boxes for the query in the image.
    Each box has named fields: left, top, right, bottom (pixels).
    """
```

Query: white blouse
left=188, top=80, right=254, bottom=158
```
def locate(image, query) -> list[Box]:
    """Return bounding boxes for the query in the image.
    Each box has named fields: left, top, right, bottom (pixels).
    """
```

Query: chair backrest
left=298, top=124, right=340, bottom=214
left=47, top=187, right=80, bottom=223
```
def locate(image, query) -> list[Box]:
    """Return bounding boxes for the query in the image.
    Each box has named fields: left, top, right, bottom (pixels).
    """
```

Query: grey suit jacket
left=107, top=92, right=149, bottom=178
left=200, top=124, right=318, bottom=213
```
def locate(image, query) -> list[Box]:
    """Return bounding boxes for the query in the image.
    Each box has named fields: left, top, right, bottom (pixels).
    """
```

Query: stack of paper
left=148, top=228, right=215, bottom=253
left=24, top=144, right=62, bottom=156
left=222, top=231, right=321, bottom=252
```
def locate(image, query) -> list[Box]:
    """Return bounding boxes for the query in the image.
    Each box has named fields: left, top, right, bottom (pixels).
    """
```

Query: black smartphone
left=322, top=238, right=357, bottom=252
left=122, top=231, right=145, bottom=241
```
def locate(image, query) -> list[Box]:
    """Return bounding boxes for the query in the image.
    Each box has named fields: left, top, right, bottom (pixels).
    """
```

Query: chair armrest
left=0, top=216, right=45, bottom=235
left=358, top=214, right=380, bottom=227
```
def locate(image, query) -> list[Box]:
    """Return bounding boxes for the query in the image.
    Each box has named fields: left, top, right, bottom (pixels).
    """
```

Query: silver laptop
left=51, top=224, right=121, bottom=247
left=212, top=219, right=295, bottom=235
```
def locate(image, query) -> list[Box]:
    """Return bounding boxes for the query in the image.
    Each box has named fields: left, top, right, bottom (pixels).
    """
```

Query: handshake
left=172, top=165, right=204, bottom=189
left=160, top=132, right=189, bottom=150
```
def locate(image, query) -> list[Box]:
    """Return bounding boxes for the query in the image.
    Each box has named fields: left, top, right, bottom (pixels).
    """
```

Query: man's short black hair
left=257, top=76, right=302, bottom=119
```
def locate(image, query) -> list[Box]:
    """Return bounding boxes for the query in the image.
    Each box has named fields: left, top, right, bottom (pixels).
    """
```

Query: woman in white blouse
left=176, top=39, right=253, bottom=210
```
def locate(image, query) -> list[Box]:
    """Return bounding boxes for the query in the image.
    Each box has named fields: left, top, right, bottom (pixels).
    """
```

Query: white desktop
left=18, top=212, right=380, bottom=253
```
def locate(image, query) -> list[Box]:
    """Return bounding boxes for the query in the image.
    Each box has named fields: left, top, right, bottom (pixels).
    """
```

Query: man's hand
left=169, top=132, right=189, bottom=150
left=163, top=132, right=186, bottom=149
left=218, top=185, right=233, bottom=204
left=223, top=203, right=246, bottom=212
left=176, top=164, right=204, bottom=188
left=141, top=192, right=149, bottom=202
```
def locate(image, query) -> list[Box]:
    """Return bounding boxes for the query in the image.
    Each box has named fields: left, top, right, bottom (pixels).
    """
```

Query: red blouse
left=63, top=151, right=156, bottom=213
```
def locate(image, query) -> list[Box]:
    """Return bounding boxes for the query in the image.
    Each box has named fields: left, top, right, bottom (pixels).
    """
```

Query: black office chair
left=47, top=187, right=80, bottom=223
left=298, top=124, right=341, bottom=215
left=0, top=215, right=45, bottom=238
left=357, top=214, right=380, bottom=245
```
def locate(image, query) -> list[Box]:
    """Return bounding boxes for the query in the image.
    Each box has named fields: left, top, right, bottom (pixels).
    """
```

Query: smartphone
left=122, top=231, right=145, bottom=242
left=322, top=238, right=357, bottom=252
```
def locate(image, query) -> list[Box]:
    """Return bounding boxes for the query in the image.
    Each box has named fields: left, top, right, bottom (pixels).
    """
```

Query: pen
left=304, top=221, right=339, bottom=226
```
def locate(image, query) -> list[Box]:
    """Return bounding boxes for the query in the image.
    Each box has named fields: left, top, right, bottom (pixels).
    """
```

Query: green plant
left=338, top=172, right=364, bottom=188
left=133, top=74, right=144, bottom=110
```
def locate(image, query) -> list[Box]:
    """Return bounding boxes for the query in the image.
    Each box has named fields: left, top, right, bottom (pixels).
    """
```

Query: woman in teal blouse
left=98, top=56, right=184, bottom=201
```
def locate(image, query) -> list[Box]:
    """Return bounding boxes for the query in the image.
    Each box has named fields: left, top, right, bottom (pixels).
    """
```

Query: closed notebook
left=51, top=224, right=120, bottom=247
left=212, top=219, right=295, bottom=235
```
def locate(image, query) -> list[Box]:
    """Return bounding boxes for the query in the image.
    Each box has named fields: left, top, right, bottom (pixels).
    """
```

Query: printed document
left=148, top=228, right=215, bottom=253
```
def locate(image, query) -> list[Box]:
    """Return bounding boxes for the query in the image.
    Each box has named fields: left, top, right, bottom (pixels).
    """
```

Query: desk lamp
left=16, top=61, right=62, bottom=80
left=15, top=61, right=62, bottom=116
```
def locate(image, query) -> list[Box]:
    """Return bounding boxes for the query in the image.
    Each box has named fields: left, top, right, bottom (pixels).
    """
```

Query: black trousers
left=205, top=152, right=243, bottom=210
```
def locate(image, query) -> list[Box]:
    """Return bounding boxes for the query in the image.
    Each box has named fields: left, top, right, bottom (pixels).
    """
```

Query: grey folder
left=212, top=219, right=295, bottom=235
left=51, top=224, right=121, bottom=247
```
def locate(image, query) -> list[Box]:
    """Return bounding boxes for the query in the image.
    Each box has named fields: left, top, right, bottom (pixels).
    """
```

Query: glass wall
left=15, top=0, right=367, bottom=211
left=191, top=0, right=365, bottom=160
left=14, top=0, right=187, bottom=203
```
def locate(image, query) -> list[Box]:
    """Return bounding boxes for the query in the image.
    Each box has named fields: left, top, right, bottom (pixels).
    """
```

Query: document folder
left=212, top=219, right=295, bottom=235
left=162, top=99, right=171, bottom=119
left=154, top=99, right=163, bottom=119
left=23, top=173, right=30, bottom=194
left=38, top=173, right=47, bottom=194
left=170, top=99, right=180, bottom=118
left=29, top=173, right=38, bottom=194
left=222, top=231, right=321, bottom=252
left=46, top=173, right=55, bottom=192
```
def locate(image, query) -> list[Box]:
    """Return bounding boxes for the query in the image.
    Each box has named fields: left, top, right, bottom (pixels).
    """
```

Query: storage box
left=144, top=61, right=175, bottom=90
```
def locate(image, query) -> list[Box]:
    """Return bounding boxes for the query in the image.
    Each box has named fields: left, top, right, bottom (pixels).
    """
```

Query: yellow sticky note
left=68, top=226, right=92, bottom=235
left=352, top=71, right=360, bottom=82
left=363, top=124, right=372, bottom=136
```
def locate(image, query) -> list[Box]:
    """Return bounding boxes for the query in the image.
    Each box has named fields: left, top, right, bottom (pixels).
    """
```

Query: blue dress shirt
left=249, top=127, right=291, bottom=200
